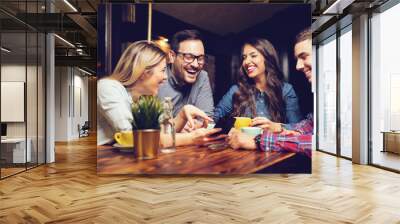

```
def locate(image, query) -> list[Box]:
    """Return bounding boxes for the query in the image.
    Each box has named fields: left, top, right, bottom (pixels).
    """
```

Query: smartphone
left=214, top=116, right=235, bottom=134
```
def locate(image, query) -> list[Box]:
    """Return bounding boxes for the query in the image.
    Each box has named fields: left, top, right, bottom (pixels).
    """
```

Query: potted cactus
left=131, top=96, right=163, bottom=160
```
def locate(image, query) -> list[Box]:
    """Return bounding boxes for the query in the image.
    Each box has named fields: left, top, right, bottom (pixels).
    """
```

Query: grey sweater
left=158, top=67, right=214, bottom=117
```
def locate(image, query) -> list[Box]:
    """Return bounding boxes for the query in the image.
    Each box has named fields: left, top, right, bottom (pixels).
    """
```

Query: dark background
left=98, top=3, right=313, bottom=117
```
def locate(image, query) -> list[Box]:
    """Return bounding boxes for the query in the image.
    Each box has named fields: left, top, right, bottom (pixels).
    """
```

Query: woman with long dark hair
left=214, top=38, right=302, bottom=128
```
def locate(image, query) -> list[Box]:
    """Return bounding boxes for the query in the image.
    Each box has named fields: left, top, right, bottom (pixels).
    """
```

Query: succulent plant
left=131, top=95, right=164, bottom=130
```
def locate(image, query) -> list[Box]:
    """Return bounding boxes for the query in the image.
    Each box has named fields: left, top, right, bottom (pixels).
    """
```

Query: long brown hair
left=232, top=38, right=285, bottom=122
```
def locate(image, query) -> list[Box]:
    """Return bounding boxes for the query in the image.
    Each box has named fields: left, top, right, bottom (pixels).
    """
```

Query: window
left=339, top=27, right=352, bottom=158
left=0, top=1, right=47, bottom=179
left=317, top=35, right=337, bottom=154
left=370, top=2, right=400, bottom=171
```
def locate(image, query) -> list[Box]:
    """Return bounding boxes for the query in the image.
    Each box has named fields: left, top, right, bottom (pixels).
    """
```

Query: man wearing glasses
left=158, top=29, right=214, bottom=119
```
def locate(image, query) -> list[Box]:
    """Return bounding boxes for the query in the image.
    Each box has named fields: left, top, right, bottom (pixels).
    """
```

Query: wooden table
left=97, top=145, right=295, bottom=174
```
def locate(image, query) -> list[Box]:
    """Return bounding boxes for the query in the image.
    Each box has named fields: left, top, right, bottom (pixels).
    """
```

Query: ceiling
left=1, top=32, right=45, bottom=64
left=154, top=3, right=290, bottom=36
left=1, top=0, right=388, bottom=71
left=0, top=0, right=98, bottom=14
left=0, top=1, right=98, bottom=71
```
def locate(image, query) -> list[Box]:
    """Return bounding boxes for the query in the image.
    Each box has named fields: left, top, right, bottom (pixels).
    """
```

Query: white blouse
left=97, top=79, right=133, bottom=145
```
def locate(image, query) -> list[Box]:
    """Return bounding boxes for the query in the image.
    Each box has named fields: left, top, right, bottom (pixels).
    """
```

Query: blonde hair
left=110, top=40, right=166, bottom=87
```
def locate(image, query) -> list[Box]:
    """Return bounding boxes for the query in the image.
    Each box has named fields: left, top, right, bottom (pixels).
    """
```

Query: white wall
left=1, top=64, right=40, bottom=137
left=54, top=67, right=89, bottom=141
left=55, top=66, right=69, bottom=141
left=1, top=65, right=26, bottom=140
left=73, top=73, right=89, bottom=138
left=1, top=63, right=46, bottom=163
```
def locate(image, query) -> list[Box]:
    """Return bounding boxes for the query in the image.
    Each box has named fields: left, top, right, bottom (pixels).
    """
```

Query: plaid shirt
left=259, top=114, right=313, bottom=158
left=284, top=113, right=314, bottom=135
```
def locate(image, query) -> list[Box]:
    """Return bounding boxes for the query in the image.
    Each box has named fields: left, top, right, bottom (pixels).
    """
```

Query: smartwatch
left=254, top=134, right=262, bottom=151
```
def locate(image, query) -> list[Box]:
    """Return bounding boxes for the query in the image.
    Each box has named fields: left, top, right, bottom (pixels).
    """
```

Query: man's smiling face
left=171, top=40, right=205, bottom=84
left=294, top=39, right=312, bottom=83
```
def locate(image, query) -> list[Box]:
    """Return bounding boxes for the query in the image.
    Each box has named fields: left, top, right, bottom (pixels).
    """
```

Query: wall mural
left=96, top=3, right=313, bottom=174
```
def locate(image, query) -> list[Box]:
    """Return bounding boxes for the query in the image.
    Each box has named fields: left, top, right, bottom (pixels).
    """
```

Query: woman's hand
left=281, top=129, right=301, bottom=136
left=227, top=128, right=257, bottom=150
left=182, top=119, right=207, bottom=133
left=175, top=105, right=213, bottom=132
left=251, top=117, right=282, bottom=133
left=189, top=128, right=225, bottom=146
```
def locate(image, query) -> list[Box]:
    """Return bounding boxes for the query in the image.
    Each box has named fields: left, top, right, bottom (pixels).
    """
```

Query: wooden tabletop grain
left=97, top=144, right=295, bottom=174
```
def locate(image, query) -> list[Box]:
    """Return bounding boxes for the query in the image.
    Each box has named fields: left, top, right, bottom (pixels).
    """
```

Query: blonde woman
left=97, top=40, right=221, bottom=146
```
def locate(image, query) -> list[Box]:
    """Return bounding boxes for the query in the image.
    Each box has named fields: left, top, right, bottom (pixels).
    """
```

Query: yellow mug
left=234, top=117, right=252, bottom=130
left=114, top=131, right=134, bottom=146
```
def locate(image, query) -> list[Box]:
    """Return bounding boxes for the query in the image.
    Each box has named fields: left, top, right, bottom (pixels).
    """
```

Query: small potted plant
left=131, top=95, right=163, bottom=160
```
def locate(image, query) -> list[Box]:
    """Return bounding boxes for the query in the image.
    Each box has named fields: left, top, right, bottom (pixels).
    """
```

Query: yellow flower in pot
left=131, top=96, right=163, bottom=160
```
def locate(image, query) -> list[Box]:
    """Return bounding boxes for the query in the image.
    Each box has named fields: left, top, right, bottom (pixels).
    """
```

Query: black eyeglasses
left=176, top=52, right=207, bottom=65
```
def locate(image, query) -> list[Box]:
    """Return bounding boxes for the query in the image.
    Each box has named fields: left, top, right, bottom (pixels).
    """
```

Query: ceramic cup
left=234, top=117, right=252, bottom=130
left=240, top=127, right=262, bottom=137
left=114, top=131, right=134, bottom=146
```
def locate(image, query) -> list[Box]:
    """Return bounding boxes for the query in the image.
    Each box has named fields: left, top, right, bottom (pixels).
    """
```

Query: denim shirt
left=213, top=83, right=302, bottom=123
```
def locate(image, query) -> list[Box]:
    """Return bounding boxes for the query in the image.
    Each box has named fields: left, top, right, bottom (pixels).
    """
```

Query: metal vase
left=133, top=129, right=160, bottom=160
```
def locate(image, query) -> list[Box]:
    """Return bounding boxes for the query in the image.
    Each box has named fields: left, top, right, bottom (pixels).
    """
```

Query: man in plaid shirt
left=261, top=113, right=313, bottom=158
left=228, top=28, right=313, bottom=158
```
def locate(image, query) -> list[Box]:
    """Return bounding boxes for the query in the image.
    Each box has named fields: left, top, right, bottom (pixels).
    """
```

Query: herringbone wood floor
left=1, top=135, right=400, bottom=224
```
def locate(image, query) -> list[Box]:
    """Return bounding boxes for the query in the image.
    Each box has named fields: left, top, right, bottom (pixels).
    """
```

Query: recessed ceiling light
left=1, top=47, right=11, bottom=53
left=63, top=0, right=78, bottom=12
left=322, top=0, right=354, bottom=15
left=54, top=34, right=75, bottom=48
left=78, top=67, right=93, bottom=76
